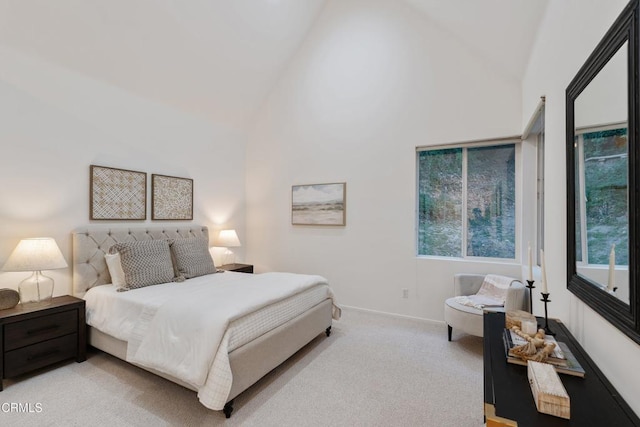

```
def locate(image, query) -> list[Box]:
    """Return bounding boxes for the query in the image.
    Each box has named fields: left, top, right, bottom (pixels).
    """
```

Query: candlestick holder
left=540, top=292, right=555, bottom=336
left=526, top=280, right=535, bottom=314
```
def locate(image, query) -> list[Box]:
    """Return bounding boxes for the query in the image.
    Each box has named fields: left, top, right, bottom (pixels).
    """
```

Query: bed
left=72, top=226, right=339, bottom=418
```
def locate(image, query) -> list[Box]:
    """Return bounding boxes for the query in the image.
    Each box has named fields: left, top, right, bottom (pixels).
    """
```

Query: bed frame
left=72, top=226, right=333, bottom=418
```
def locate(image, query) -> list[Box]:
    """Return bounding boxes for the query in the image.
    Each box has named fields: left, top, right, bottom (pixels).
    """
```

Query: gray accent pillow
left=169, top=237, right=216, bottom=279
left=108, top=240, right=175, bottom=291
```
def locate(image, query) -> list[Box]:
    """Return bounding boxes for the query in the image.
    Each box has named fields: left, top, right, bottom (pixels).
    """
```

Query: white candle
left=608, top=244, right=616, bottom=291
left=522, top=319, right=537, bottom=336
left=540, top=249, right=548, bottom=294
left=527, top=242, right=533, bottom=281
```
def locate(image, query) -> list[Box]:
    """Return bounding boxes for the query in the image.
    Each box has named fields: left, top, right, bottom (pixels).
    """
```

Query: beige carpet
left=1, top=308, right=484, bottom=426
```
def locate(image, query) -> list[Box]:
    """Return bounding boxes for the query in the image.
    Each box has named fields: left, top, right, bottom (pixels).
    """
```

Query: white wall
left=246, top=0, right=640, bottom=416
left=246, top=0, right=523, bottom=319
left=574, top=43, right=627, bottom=128
left=522, top=0, right=640, bottom=416
left=0, top=45, right=247, bottom=295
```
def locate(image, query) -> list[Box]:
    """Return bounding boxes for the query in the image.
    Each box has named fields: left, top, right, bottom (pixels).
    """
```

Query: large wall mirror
left=566, top=0, right=640, bottom=344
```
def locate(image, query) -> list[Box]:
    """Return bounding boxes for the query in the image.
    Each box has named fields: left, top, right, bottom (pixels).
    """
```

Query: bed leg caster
left=325, top=326, right=332, bottom=337
left=223, top=400, right=234, bottom=418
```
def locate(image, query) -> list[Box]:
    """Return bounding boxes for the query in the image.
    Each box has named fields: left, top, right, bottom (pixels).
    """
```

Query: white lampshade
left=2, top=238, right=67, bottom=306
left=3, top=238, right=68, bottom=272
left=216, top=230, right=241, bottom=248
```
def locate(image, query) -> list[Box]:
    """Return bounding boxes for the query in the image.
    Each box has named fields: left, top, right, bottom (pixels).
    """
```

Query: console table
left=483, top=312, right=639, bottom=426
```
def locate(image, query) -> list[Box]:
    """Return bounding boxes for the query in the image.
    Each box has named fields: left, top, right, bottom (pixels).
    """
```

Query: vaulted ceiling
left=0, top=0, right=548, bottom=129
left=405, top=0, right=548, bottom=83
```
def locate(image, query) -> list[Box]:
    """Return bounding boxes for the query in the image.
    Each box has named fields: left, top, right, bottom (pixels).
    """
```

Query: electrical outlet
left=402, top=288, right=409, bottom=299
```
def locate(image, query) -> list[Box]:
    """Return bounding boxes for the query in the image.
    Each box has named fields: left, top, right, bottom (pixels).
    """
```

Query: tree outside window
left=417, top=143, right=516, bottom=259
left=575, top=127, right=628, bottom=265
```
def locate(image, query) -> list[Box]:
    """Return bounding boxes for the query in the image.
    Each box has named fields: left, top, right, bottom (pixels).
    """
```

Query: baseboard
left=340, top=304, right=444, bottom=327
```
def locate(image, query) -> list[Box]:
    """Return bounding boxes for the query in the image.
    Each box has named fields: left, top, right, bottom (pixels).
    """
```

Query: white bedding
left=84, top=271, right=339, bottom=410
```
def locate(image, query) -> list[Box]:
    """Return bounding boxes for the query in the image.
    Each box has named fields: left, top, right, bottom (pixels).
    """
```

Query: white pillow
left=105, top=252, right=126, bottom=287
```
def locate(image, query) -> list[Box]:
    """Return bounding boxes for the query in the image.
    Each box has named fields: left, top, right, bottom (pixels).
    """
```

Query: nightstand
left=218, top=263, right=254, bottom=273
left=0, top=295, right=86, bottom=391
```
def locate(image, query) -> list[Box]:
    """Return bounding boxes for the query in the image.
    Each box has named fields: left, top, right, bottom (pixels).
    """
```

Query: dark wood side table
left=218, top=263, right=254, bottom=274
left=0, top=295, right=86, bottom=391
left=484, top=311, right=639, bottom=426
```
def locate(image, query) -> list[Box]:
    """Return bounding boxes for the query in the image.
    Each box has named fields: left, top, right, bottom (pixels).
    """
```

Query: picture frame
left=292, top=182, right=346, bottom=226
left=90, top=165, right=147, bottom=220
left=151, top=174, right=194, bottom=220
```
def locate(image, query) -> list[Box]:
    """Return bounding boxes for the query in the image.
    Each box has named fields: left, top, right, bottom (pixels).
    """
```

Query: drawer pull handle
left=27, top=348, right=60, bottom=362
left=27, top=324, right=60, bottom=335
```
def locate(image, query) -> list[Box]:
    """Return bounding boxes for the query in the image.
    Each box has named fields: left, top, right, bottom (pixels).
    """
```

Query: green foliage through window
left=417, top=144, right=516, bottom=259
left=576, top=127, right=628, bottom=265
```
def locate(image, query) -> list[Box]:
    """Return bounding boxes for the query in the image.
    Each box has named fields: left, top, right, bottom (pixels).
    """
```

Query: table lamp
left=216, top=230, right=241, bottom=266
left=2, top=237, right=68, bottom=306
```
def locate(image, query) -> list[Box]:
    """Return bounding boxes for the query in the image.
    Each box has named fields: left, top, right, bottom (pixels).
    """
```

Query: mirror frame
left=566, top=0, right=640, bottom=344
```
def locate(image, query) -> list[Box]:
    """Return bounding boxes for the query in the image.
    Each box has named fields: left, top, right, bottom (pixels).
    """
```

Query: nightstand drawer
left=4, top=333, right=78, bottom=377
left=4, top=310, right=77, bottom=351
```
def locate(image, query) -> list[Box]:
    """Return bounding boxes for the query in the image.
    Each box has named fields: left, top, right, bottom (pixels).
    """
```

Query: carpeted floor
left=0, top=308, right=484, bottom=426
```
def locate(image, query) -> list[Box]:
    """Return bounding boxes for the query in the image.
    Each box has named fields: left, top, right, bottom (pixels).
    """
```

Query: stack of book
left=502, top=328, right=585, bottom=378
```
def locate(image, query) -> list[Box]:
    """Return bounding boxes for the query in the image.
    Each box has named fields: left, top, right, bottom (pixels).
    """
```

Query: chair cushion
left=445, top=297, right=506, bottom=315
left=445, top=297, right=483, bottom=315
left=444, top=297, right=506, bottom=338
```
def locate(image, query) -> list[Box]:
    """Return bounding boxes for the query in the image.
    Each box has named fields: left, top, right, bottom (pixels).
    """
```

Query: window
left=575, top=125, right=628, bottom=265
left=523, top=97, right=545, bottom=265
left=417, top=142, right=517, bottom=259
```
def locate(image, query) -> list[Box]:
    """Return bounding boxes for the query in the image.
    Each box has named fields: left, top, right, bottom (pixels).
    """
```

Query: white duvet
left=84, top=271, right=338, bottom=410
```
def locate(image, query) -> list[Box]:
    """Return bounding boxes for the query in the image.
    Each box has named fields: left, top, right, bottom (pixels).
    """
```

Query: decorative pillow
left=169, top=237, right=217, bottom=279
left=108, top=240, right=175, bottom=291
left=104, top=252, right=126, bottom=287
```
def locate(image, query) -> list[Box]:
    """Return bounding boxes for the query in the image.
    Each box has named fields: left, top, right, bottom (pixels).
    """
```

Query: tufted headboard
left=72, top=226, right=209, bottom=298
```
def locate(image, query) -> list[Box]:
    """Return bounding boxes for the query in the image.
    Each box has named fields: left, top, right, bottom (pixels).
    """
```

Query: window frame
left=536, top=131, right=545, bottom=265
left=416, top=138, right=522, bottom=262
left=523, top=97, right=546, bottom=267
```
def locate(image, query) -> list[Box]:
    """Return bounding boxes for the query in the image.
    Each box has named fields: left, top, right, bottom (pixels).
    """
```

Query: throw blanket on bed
left=454, top=274, right=515, bottom=309
left=126, top=272, right=339, bottom=410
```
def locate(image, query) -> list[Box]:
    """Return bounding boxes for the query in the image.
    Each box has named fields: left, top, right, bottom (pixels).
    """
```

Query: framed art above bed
left=151, top=174, right=193, bottom=220
left=90, top=165, right=147, bottom=220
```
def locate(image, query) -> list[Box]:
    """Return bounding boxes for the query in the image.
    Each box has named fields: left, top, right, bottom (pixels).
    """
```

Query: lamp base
left=19, top=271, right=54, bottom=307
left=222, top=249, right=236, bottom=266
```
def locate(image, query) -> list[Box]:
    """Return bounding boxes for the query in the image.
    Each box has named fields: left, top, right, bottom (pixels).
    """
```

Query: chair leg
left=223, top=400, right=234, bottom=418
left=447, top=325, right=452, bottom=342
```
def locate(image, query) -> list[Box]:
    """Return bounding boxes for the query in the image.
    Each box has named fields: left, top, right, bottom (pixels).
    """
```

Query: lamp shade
left=2, top=238, right=68, bottom=272
left=216, top=230, right=241, bottom=248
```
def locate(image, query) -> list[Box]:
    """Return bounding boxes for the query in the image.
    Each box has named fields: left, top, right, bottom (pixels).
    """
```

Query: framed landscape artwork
left=151, top=174, right=193, bottom=220
left=292, top=182, right=346, bottom=226
left=90, top=165, right=146, bottom=220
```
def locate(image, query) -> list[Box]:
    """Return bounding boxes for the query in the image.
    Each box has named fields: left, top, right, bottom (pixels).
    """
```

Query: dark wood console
left=483, top=312, right=639, bottom=426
